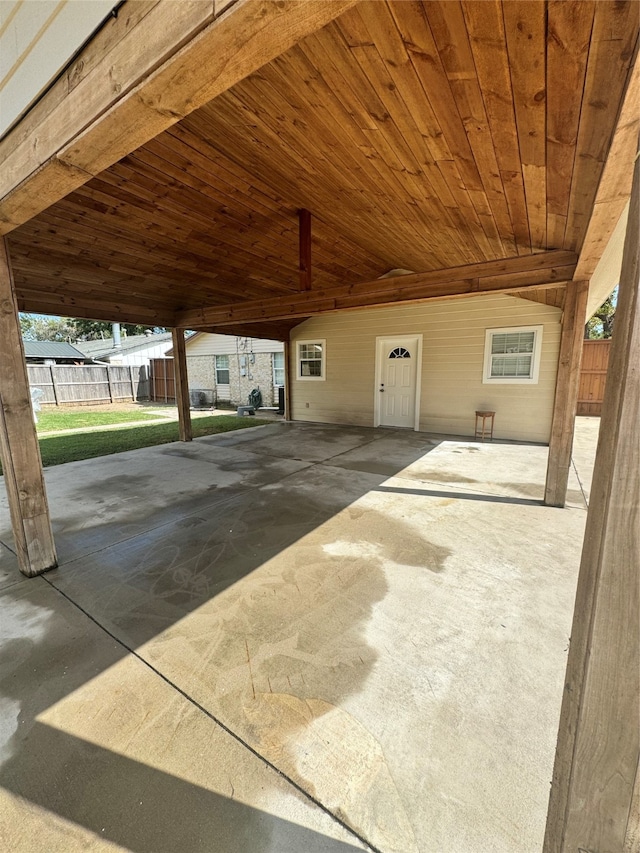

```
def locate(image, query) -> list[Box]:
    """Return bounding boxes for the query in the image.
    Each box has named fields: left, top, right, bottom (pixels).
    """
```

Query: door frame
left=374, top=334, right=423, bottom=431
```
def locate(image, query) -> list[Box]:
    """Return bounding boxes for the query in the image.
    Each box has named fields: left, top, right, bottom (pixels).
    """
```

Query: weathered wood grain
left=544, top=135, right=640, bottom=853
left=177, top=251, right=577, bottom=327
left=0, top=239, right=57, bottom=577
left=544, top=279, right=589, bottom=507
left=172, top=328, right=193, bottom=441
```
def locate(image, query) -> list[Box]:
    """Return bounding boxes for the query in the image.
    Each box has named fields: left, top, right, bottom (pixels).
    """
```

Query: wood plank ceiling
left=6, top=1, right=639, bottom=337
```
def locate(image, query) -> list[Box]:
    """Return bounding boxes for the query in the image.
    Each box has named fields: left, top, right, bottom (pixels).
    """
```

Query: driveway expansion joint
left=40, top=573, right=381, bottom=853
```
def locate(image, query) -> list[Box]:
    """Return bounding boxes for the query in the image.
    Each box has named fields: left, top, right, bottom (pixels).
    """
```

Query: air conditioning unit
left=189, top=389, right=214, bottom=408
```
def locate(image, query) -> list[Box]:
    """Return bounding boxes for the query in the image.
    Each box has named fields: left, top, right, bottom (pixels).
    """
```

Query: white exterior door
left=375, top=336, right=421, bottom=429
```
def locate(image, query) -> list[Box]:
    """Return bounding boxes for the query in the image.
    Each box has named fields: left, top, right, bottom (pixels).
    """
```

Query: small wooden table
left=475, top=410, right=495, bottom=442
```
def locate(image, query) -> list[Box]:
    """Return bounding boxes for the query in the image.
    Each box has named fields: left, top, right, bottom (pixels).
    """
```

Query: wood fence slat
left=577, top=339, right=611, bottom=415
left=26, top=363, right=148, bottom=406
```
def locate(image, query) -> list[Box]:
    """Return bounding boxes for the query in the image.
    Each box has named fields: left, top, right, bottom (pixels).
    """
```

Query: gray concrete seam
left=39, top=573, right=380, bottom=853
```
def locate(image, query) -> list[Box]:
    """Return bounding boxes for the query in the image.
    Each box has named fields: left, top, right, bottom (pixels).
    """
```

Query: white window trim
left=483, top=325, right=544, bottom=385
left=272, top=351, right=285, bottom=387
left=215, top=354, right=230, bottom=385
left=296, top=339, right=326, bottom=381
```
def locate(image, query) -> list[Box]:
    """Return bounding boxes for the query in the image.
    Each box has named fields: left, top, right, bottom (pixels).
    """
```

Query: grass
left=1, top=416, right=268, bottom=471
left=36, top=409, right=165, bottom=432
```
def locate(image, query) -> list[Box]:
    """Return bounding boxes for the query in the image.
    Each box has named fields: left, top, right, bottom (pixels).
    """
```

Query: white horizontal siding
left=0, top=0, right=116, bottom=138
left=290, top=294, right=562, bottom=443
left=185, top=333, right=284, bottom=356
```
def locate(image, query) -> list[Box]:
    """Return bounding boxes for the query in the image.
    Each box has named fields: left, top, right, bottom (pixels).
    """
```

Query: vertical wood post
left=283, top=340, right=292, bottom=421
left=106, top=365, right=114, bottom=402
left=543, top=146, right=640, bottom=853
left=0, top=238, right=57, bottom=577
left=50, top=365, right=60, bottom=405
left=129, top=365, right=136, bottom=400
left=171, top=328, right=192, bottom=442
left=544, top=279, right=589, bottom=506
left=299, top=209, right=312, bottom=292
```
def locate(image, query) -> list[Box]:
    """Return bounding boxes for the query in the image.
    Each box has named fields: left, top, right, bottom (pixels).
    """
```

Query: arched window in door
left=388, top=347, right=411, bottom=359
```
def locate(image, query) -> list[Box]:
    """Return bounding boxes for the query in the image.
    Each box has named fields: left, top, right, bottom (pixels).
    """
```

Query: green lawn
left=36, top=409, right=165, bottom=432
left=1, top=416, right=268, bottom=471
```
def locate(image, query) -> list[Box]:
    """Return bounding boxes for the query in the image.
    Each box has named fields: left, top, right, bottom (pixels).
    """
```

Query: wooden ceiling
left=6, top=0, right=639, bottom=337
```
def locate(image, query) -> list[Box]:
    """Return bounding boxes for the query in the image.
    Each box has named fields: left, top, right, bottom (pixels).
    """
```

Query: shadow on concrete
left=0, top=423, right=457, bottom=851
left=374, top=484, right=543, bottom=507
left=2, top=722, right=364, bottom=852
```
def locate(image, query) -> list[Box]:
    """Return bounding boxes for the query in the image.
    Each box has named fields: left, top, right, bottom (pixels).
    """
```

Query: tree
left=19, top=314, right=165, bottom=341
left=585, top=289, right=616, bottom=339
left=20, top=314, right=77, bottom=341
left=69, top=320, right=164, bottom=340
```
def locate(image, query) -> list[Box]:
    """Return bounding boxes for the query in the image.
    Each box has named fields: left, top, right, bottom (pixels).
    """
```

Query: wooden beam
left=171, top=328, right=192, bottom=442
left=283, top=340, right=292, bottom=421
left=544, top=137, right=640, bottom=853
left=16, top=291, right=177, bottom=328
left=0, top=238, right=57, bottom=577
left=0, top=0, right=359, bottom=234
left=299, top=209, right=312, bottom=292
left=544, top=279, right=589, bottom=507
left=176, top=250, right=578, bottom=328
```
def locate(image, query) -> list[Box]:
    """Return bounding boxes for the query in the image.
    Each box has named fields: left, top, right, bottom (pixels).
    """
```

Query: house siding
left=185, top=334, right=284, bottom=357
left=185, top=334, right=283, bottom=407
left=289, top=294, right=562, bottom=443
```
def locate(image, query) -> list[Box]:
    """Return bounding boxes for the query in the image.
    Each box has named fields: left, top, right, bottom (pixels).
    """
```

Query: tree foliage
left=585, top=289, right=616, bottom=339
left=20, top=315, right=164, bottom=341
left=20, top=315, right=78, bottom=341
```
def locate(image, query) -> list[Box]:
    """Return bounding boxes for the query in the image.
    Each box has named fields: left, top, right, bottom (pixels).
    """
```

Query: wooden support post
left=283, top=340, right=292, bottom=421
left=129, top=365, right=136, bottom=401
left=171, top=328, right=192, bottom=442
left=50, top=365, right=60, bottom=405
left=544, top=279, right=589, bottom=506
left=543, top=145, right=640, bottom=853
left=106, top=365, right=114, bottom=403
left=0, top=238, right=57, bottom=577
left=299, top=209, right=312, bottom=292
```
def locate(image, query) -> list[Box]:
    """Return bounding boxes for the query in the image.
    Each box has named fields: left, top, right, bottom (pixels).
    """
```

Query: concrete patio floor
left=0, top=418, right=599, bottom=853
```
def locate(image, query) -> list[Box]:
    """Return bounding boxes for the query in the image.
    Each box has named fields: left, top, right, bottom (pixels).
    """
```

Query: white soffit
left=0, top=0, right=117, bottom=139
left=587, top=203, right=630, bottom=318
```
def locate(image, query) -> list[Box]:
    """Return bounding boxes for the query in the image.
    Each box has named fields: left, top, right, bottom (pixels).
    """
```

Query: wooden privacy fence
left=149, top=358, right=175, bottom=402
left=577, top=339, right=611, bottom=416
left=27, top=364, right=149, bottom=405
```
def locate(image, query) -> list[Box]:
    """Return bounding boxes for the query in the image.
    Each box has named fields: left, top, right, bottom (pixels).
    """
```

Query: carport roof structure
left=0, top=0, right=637, bottom=337
left=0, top=3, right=638, bottom=853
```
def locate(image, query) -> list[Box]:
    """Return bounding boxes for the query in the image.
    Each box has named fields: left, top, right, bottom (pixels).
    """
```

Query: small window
left=273, top=351, right=285, bottom=386
left=389, top=347, right=411, bottom=359
left=297, top=340, right=325, bottom=380
left=483, top=326, right=543, bottom=384
left=215, top=354, right=230, bottom=385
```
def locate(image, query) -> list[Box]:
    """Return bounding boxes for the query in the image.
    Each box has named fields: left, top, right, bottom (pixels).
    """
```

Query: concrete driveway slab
left=0, top=433, right=311, bottom=565
left=210, top=422, right=388, bottom=463
left=0, top=419, right=597, bottom=852
left=0, top=540, right=19, bottom=592
left=0, top=578, right=365, bottom=853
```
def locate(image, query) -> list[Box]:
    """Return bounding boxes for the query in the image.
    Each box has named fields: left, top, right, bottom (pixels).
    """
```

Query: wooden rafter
left=299, top=209, right=312, bottom=292
left=177, top=251, right=577, bottom=328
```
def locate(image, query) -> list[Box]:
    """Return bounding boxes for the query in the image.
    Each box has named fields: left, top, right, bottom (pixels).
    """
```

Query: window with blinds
left=483, top=326, right=543, bottom=384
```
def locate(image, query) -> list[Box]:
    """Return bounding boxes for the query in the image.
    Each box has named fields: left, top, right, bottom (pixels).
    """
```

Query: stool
left=475, top=410, right=495, bottom=442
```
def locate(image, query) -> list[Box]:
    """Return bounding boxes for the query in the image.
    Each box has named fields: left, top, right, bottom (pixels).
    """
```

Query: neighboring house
left=168, top=332, right=285, bottom=408
left=22, top=341, right=87, bottom=365
left=75, top=331, right=174, bottom=367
